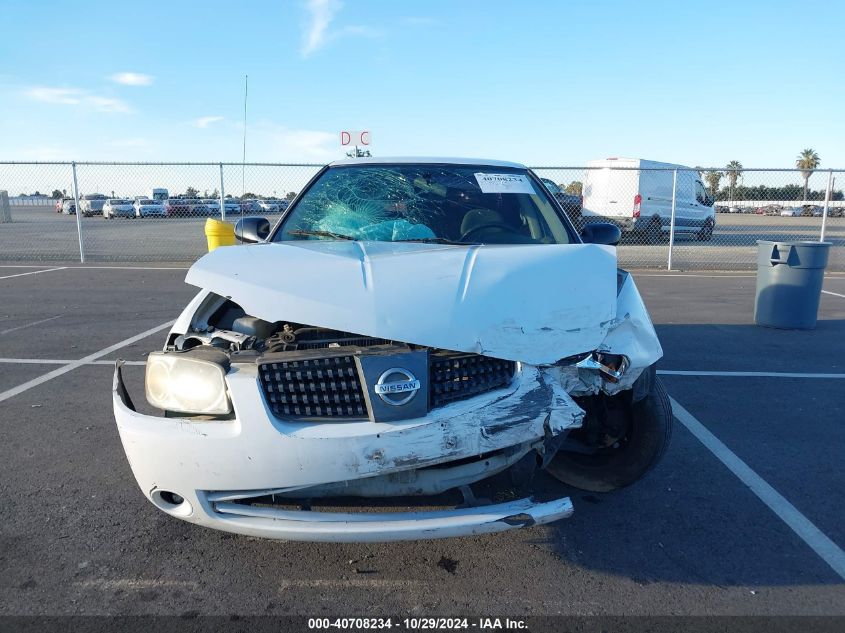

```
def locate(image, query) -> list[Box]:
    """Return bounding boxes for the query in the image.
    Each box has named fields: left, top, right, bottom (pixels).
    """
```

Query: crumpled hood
left=185, top=241, right=618, bottom=365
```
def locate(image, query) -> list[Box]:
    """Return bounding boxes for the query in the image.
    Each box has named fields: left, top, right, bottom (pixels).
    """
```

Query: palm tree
left=704, top=170, right=723, bottom=197
left=726, top=160, right=743, bottom=200
left=796, top=149, right=820, bottom=201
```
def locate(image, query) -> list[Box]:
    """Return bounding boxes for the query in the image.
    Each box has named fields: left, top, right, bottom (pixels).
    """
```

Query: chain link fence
left=1, top=162, right=842, bottom=270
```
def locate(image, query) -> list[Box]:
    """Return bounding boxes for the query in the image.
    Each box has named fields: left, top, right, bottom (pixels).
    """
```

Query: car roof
left=328, top=156, right=526, bottom=168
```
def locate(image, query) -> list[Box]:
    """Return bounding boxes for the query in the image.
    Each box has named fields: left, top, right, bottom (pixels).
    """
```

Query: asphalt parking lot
left=1, top=264, right=844, bottom=616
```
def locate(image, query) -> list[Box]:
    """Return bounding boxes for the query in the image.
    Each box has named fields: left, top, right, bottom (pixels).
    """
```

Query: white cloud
left=26, top=87, right=82, bottom=105
left=249, top=122, right=338, bottom=161
left=87, top=96, right=132, bottom=113
left=25, top=86, right=132, bottom=113
left=193, top=115, right=225, bottom=128
left=302, top=0, right=342, bottom=56
left=110, top=72, right=154, bottom=86
left=300, top=0, right=381, bottom=57
left=275, top=129, right=337, bottom=159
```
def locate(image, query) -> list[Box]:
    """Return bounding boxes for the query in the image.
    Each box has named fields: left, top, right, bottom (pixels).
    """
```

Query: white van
left=581, top=158, right=715, bottom=241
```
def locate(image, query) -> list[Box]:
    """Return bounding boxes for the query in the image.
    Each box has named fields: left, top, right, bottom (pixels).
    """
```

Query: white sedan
left=134, top=198, right=167, bottom=218
left=112, top=157, right=670, bottom=542
left=257, top=199, right=282, bottom=212
left=102, top=199, right=135, bottom=219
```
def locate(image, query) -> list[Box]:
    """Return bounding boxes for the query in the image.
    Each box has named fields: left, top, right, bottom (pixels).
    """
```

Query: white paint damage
left=113, top=239, right=664, bottom=542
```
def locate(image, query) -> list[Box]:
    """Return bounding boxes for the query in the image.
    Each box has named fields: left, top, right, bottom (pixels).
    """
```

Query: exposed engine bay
left=172, top=297, right=395, bottom=355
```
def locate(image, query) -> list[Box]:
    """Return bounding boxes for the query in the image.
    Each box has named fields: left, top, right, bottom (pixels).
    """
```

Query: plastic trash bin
left=205, top=218, right=237, bottom=252
left=754, top=240, right=831, bottom=329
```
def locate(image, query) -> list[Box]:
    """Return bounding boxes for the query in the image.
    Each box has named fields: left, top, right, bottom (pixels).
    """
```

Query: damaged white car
left=113, top=157, right=672, bottom=542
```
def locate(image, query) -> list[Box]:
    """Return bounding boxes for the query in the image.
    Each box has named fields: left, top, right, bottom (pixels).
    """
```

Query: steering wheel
left=460, top=222, right=517, bottom=242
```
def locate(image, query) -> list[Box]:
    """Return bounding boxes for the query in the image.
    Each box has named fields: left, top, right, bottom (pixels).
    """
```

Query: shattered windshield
left=274, top=164, right=573, bottom=245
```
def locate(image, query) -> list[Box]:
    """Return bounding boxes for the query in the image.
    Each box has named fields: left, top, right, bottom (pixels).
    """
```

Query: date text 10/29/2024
left=307, top=618, right=528, bottom=630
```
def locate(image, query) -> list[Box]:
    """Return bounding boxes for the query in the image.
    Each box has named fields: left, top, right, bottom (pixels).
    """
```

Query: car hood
left=185, top=241, right=618, bottom=365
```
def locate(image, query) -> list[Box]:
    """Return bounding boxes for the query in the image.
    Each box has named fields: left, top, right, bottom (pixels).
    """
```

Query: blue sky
left=1, top=0, right=843, bottom=168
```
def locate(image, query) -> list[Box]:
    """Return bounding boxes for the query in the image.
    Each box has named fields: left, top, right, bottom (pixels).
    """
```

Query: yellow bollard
left=205, top=218, right=237, bottom=252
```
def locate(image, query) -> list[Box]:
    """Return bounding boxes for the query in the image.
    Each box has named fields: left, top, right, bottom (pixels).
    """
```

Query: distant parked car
left=780, top=207, right=801, bottom=217
left=55, top=197, right=69, bottom=213
left=79, top=193, right=108, bottom=217
left=764, top=205, right=783, bottom=216
left=727, top=206, right=741, bottom=214
left=800, top=205, right=822, bottom=217
left=166, top=199, right=191, bottom=217
left=224, top=200, right=242, bottom=215
left=103, top=199, right=135, bottom=219
left=203, top=199, right=221, bottom=215
left=240, top=199, right=262, bottom=213
left=257, top=199, right=282, bottom=213
left=61, top=199, right=77, bottom=215
left=186, top=199, right=209, bottom=215
left=134, top=198, right=167, bottom=218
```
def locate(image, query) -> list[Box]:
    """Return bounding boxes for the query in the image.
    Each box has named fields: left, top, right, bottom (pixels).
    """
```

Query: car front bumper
left=112, top=361, right=581, bottom=542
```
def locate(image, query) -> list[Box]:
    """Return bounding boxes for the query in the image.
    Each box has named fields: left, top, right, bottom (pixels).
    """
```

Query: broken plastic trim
left=574, top=352, right=630, bottom=383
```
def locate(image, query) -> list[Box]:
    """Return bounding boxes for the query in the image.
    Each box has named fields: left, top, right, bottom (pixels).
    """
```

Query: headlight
left=145, top=352, right=232, bottom=415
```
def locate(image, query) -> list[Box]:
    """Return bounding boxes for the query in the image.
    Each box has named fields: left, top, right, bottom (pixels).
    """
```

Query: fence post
left=219, top=163, right=226, bottom=222
left=820, top=169, right=832, bottom=242
left=71, top=161, right=85, bottom=263
left=667, top=169, right=678, bottom=271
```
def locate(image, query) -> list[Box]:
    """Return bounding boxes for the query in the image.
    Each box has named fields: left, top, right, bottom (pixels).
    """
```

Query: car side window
left=695, top=181, right=708, bottom=205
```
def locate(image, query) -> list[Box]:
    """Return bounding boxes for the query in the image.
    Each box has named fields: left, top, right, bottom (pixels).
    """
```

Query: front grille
left=429, top=353, right=516, bottom=408
left=258, top=355, right=366, bottom=418
left=258, top=350, right=517, bottom=420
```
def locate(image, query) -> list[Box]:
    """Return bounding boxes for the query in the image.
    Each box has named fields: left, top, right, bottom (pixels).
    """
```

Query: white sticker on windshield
left=474, top=173, right=536, bottom=194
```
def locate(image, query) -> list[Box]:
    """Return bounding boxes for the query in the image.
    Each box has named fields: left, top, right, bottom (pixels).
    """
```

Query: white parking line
left=822, top=290, right=845, bottom=299
left=279, top=579, right=423, bottom=591
left=77, top=579, right=198, bottom=591
left=671, top=396, right=845, bottom=581
left=659, top=370, right=845, bottom=379
left=0, top=315, right=63, bottom=336
left=0, top=321, right=174, bottom=404
left=635, top=273, right=756, bottom=278
left=0, top=265, right=188, bottom=271
left=60, top=265, right=190, bottom=270
left=0, top=358, right=146, bottom=365
left=0, top=267, right=66, bottom=280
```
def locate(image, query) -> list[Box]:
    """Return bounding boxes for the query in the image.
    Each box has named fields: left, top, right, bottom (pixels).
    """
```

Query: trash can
left=204, top=218, right=237, bottom=252
left=754, top=240, right=831, bottom=329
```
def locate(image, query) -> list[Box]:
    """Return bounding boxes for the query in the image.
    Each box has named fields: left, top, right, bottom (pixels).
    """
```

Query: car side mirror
left=581, top=222, right=621, bottom=246
left=234, top=217, right=271, bottom=243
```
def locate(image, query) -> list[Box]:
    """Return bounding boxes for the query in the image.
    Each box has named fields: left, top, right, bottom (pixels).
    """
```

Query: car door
left=678, top=177, right=712, bottom=229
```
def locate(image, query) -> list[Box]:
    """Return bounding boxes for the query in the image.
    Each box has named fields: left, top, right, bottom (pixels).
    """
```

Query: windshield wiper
left=393, top=237, right=470, bottom=245
left=287, top=229, right=356, bottom=241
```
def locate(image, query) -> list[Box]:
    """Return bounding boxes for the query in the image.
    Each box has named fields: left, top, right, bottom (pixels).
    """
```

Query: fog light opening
left=151, top=489, right=193, bottom=517
left=160, top=491, right=184, bottom=505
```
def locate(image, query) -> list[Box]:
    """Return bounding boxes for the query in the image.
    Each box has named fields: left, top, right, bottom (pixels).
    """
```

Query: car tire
left=545, top=378, right=673, bottom=492
left=697, top=220, right=714, bottom=241
left=641, top=217, right=661, bottom=244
